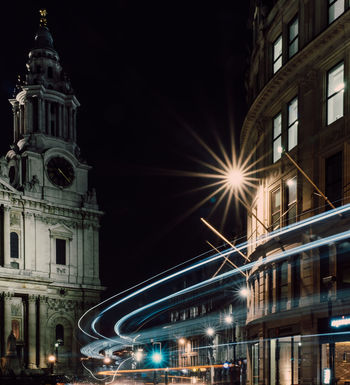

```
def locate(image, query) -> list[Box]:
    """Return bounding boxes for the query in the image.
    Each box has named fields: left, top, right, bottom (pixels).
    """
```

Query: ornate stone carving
left=47, top=298, right=75, bottom=312
left=11, top=303, right=22, bottom=316
left=10, top=212, right=21, bottom=226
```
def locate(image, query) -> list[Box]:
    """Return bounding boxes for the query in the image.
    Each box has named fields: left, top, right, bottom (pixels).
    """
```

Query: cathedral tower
left=0, top=10, right=104, bottom=374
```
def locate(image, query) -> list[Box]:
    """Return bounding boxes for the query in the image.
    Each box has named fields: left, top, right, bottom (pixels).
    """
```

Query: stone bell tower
left=0, top=9, right=104, bottom=374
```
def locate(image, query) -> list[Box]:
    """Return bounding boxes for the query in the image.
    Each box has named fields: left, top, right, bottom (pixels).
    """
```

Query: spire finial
left=39, top=9, right=48, bottom=27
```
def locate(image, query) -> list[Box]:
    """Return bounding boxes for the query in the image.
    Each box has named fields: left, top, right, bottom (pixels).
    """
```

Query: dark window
left=47, top=66, right=53, bottom=78
left=56, top=239, right=66, bottom=265
left=288, top=16, right=299, bottom=58
left=56, top=324, right=64, bottom=345
left=10, top=232, right=19, bottom=259
left=292, top=256, right=300, bottom=306
left=278, top=261, right=288, bottom=311
left=325, top=152, right=342, bottom=209
left=271, top=188, right=281, bottom=230
left=319, top=245, right=330, bottom=302
left=336, top=240, right=350, bottom=296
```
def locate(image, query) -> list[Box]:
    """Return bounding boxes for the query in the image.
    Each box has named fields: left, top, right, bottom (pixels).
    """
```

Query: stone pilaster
left=28, top=295, right=37, bottom=368
left=4, top=206, right=10, bottom=268
left=4, top=292, right=13, bottom=343
left=39, top=296, right=48, bottom=368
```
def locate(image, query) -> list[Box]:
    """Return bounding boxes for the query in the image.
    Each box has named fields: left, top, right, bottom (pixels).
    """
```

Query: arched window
left=10, top=232, right=19, bottom=259
left=56, top=324, right=64, bottom=346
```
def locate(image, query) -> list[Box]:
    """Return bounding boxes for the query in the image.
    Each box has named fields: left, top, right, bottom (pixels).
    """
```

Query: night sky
left=0, top=1, right=250, bottom=297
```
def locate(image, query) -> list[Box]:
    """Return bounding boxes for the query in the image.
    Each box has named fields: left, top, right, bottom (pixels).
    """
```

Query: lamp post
left=48, top=354, right=56, bottom=374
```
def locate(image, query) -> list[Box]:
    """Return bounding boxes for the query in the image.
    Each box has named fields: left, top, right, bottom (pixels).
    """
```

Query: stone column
left=68, top=107, right=72, bottom=140
left=46, top=101, right=51, bottom=135
left=39, top=296, right=48, bottom=368
left=58, top=104, right=62, bottom=138
left=24, top=212, right=35, bottom=271
left=38, top=98, right=43, bottom=132
left=28, top=295, right=37, bottom=368
left=4, top=293, right=13, bottom=345
left=4, top=206, right=10, bottom=268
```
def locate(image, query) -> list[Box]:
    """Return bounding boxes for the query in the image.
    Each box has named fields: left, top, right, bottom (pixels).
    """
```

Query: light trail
left=80, top=203, right=350, bottom=368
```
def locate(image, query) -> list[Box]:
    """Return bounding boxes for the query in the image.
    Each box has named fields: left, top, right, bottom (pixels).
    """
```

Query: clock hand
left=57, top=168, right=71, bottom=183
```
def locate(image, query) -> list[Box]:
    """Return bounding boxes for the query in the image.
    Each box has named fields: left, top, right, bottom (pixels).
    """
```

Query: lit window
left=273, top=35, right=282, bottom=74
left=327, top=62, right=344, bottom=125
left=288, top=17, right=299, bottom=58
left=10, top=232, right=19, bottom=259
left=286, top=177, right=297, bottom=224
left=328, top=0, right=344, bottom=24
left=288, top=97, right=298, bottom=150
left=273, top=113, right=282, bottom=163
left=56, top=239, right=66, bottom=265
left=271, top=188, right=281, bottom=230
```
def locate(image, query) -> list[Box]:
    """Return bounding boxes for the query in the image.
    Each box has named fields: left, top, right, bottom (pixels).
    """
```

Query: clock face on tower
left=46, top=157, right=74, bottom=187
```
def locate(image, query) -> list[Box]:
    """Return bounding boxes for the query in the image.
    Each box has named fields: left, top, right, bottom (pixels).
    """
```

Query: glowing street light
left=134, top=349, right=144, bottom=362
left=103, top=356, right=112, bottom=365
left=178, top=338, right=186, bottom=345
left=206, top=327, right=215, bottom=337
left=151, top=352, right=162, bottom=363
left=48, top=354, right=56, bottom=374
left=239, top=287, right=249, bottom=298
left=224, top=315, right=233, bottom=324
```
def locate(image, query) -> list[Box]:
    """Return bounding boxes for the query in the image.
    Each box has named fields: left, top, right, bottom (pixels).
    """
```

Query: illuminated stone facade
left=242, top=1, right=350, bottom=385
left=0, top=18, right=104, bottom=374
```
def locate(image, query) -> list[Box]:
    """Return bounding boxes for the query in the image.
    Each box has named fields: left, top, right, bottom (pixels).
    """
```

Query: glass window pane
left=288, top=98, right=298, bottom=125
left=288, top=122, right=298, bottom=150
left=274, top=57, right=282, bottom=73
left=10, top=232, right=19, bottom=259
left=272, top=189, right=281, bottom=212
left=273, top=36, right=282, bottom=73
left=289, top=40, right=298, bottom=58
left=289, top=18, right=298, bottom=42
left=328, top=91, right=344, bottom=125
left=279, top=337, right=292, bottom=384
left=287, top=178, right=297, bottom=204
left=270, top=339, right=277, bottom=385
left=56, top=239, right=66, bottom=265
left=329, top=0, right=345, bottom=23
left=328, top=63, right=344, bottom=96
left=273, top=136, right=282, bottom=163
left=274, top=36, right=282, bottom=59
left=273, top=113, right=282, bottom=138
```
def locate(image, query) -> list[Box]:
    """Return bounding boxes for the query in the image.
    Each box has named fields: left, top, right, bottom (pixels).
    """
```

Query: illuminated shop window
left=273, top=113, right=282, bottom=163
left=270, top=336, right=301, bottom=385
left=252, top=342, right=259, bottom=385
left=328, top=0, right=345, bottom=24
left=273, top=35, right=282, bottom=74
left=10, top=232, right=19, bottom=259
left=271, top=188, right=281, bottom=230
left=288, top=97, right=298, bottom=151
left=327, top=62, right=344, bottom=125
left=288, top=17, right=299, bottom=58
